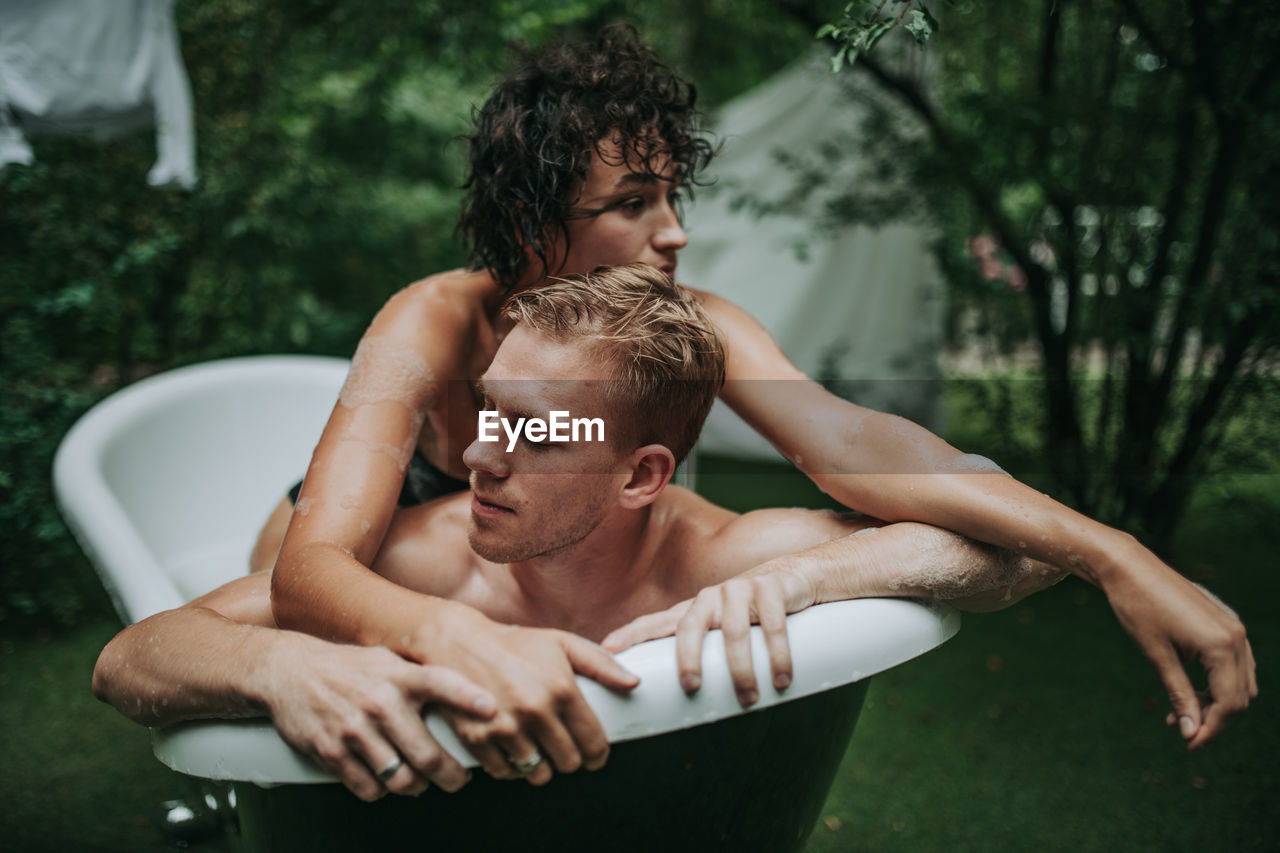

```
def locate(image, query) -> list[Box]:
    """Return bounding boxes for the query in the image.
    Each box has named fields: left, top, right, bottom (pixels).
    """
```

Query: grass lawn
left=699, top=462, right=1279, bottom=852
left=0, top=616, right=237, bottom=853
left=1, top=466, right=1275, bottom=851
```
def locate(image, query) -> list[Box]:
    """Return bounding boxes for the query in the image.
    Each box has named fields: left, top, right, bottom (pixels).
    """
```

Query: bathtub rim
left=153, top=597, right=959, bottom=786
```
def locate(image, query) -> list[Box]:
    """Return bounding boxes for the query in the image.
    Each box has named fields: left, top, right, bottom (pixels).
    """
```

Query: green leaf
left=905, top=9, right=934, bottom=45
left=815, top=23, right=836, bottom=39
left=830, top=43, right=849, bottom=72
left=922, top=3, right=940, bottom=34
left=864, top=19, right=896, bottom=52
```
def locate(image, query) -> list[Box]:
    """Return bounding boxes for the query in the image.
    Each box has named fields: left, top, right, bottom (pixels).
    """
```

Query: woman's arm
left=697, top=289, right=1256, bottom=748
left=270, top=277, right=470, bottom=641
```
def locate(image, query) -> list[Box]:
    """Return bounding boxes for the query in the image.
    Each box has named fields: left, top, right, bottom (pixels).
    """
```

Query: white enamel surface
left=55, top=356, right=959, bottom=786
left=54, top=356, right=350, bottom=621
left=153, top=597, right=957, bottom=784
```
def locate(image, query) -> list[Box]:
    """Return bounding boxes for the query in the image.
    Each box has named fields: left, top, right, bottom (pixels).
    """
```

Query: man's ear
left=617, top=444, right=676, bottom=509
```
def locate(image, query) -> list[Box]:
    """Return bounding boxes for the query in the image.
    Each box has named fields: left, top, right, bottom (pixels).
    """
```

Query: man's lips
left=471, top=492, right=514, bottom=519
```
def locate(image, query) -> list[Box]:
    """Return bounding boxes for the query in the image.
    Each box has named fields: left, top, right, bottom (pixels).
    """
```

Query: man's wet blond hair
left=503, top=263, right=724, bottom=463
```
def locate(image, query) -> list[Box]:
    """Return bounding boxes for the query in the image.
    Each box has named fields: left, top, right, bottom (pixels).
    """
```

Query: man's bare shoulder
left=661, top=489, right=876, bottom=589
left=655, top=486, right=740, bottom=548
left=700, top=505, right=875, bottom=585
left=372, top=491, right=477, bottom=598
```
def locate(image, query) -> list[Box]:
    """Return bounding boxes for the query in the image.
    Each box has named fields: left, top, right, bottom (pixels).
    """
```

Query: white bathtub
left=55, top=355, right=959, bottom=851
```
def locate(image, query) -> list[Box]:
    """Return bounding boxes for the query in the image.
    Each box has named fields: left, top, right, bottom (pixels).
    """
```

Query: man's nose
left=462, top=433, right=510, bottom=478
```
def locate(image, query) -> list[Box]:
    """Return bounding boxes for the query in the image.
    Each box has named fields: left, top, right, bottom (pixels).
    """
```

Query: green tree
left=786, top=0, right=1280, bottom=551
left=0, top=0, right=812, bottom=628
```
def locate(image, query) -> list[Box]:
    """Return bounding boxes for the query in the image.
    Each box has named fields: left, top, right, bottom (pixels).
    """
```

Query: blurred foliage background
left=2, top=0, right=1278, bottom=631
left=776, top=0, right=1280, bottom=547
left=0, top=0, right=815, bottom=629
left=2, top=3, right=1277, bottom=851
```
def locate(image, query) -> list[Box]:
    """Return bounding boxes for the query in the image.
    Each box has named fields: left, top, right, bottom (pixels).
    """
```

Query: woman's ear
left=617, top=444, right=676, bottom=509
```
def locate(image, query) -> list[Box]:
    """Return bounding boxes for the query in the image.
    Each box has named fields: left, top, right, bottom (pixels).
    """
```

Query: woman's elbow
left=90, top=635, right=132, bottom=716
left=269, top=548, right=307, bottom=629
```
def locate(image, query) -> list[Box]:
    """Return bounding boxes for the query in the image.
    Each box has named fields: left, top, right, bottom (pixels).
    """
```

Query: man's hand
left=422, top=614, right=640, bottom=786
left=602, top=565, right=815, bottom=708
left=262, top=637, right=497, bottom=802
left=1103, top=560, right=1257, bottom=750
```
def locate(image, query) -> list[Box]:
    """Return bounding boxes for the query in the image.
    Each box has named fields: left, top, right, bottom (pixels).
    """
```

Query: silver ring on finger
left=507, top=751, right=543, bottom=775
left=375, top=755, right=405, bottom=783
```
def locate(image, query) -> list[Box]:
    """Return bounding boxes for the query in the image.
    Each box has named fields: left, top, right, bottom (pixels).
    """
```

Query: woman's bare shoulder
left=379, top=269, right=495, bottom=326
left=680, top=285, right=739, bottom=317
left=680, top=285, right=808, bottom=387
left=358, top=269, right=498, bottom=373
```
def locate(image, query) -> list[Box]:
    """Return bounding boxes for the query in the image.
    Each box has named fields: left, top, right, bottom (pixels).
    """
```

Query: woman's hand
left=1100, top=554, right=1257, bottom=750
left=420, top=613, right=641, bottom=786
left=602, top=565, right=815, bottom=708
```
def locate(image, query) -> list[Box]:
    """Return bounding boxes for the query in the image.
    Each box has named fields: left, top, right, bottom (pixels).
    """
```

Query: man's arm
left=697, top=289, right=1256, bottom=748
left=604, top=513, right=1066, bottom=706
left=92, top=573, right=496, bottom=801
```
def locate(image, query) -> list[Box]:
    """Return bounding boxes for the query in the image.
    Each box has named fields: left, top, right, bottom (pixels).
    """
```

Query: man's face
left=463, top=326, right=631, bottom=563
left=551, top=137, right=688, bottom=280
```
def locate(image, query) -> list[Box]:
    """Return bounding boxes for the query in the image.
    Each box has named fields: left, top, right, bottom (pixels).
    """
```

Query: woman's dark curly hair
left=458, top=24, right=716, bottom=290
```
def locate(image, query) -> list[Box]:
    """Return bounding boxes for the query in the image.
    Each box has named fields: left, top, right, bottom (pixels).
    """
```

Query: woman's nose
left=653, top=207, right=688, bottom=251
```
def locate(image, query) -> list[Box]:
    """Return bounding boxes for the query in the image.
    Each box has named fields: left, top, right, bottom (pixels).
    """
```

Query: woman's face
left=551, top=138, right=688, bottom=281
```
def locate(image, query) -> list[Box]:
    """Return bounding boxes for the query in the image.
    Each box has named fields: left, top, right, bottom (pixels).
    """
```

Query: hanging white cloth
left=0, top=0, right=197, bottom=188
left=681, top=51, right=944, bottom=461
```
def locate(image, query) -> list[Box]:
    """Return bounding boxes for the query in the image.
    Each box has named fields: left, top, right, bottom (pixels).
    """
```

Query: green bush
left=0, top=0, right=816, bottom=630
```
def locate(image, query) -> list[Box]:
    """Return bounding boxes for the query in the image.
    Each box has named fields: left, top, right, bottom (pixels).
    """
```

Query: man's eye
left=620, top=197, right=645, bottom=214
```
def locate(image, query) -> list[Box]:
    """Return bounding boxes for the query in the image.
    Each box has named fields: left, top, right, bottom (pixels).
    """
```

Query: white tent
left=681, top=52, right=943, bottom=461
